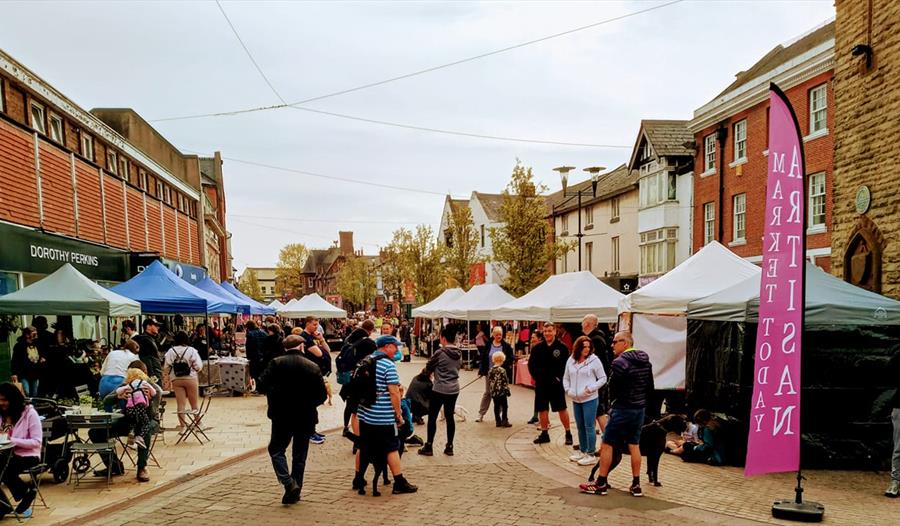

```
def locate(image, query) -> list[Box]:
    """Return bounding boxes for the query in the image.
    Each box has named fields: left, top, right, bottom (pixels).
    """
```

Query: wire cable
left=230, top=213, right=421, bottom=225
left=153, top=1, right=683, bottom=122
left=215, top=0, right=287, bottom=104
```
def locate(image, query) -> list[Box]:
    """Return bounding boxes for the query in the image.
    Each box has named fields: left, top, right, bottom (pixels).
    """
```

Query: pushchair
left=28, top=398, right=72, bottom=483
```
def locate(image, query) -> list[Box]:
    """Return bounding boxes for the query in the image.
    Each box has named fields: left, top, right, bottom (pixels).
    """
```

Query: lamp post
left=554, top=165, right=605, bottom=272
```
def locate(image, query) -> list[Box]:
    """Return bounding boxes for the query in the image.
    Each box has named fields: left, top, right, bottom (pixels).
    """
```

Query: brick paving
left=23, top=360, right=898, bottom=525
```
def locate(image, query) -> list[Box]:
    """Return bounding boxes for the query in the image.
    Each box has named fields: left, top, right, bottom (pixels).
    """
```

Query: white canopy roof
left=619, top=241, right=760, bottom=315
left=268, top=299, right=285, bottom=309
left=492, top=271, right=623, bottom=322
left=437, top=284, right=515, bottom=321
left=0, top=263, right=141, bottom=317
left=278, top=293, right=347, bottom=318
left=411, top=288, right=465, bottom=318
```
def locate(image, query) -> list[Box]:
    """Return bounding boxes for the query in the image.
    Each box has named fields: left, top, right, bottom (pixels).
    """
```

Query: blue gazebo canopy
left=220, top=281, right=276, bottom=315
left=195, top=278, right=251, bottom=315
left=111, top=260, right=236, bottom=314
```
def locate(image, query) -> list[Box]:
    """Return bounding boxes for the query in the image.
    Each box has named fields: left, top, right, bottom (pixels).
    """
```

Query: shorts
left=534, top=383, right=567, bottom=412
left=603, top=407, right=644, bottom=446
left=359, top=421, right=401, bottom=454
left=595, top=385, right=610, bottom=416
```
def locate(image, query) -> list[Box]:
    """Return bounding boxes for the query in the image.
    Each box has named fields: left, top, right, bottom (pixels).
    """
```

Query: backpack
left=346, top=353, right=390, bottom=408
left=335, top=338, right=361, bottom=384
left=172, top=347, right=191, bottom=377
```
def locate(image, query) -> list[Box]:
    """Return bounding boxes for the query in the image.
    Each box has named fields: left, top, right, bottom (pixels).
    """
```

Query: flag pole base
left=771, top=500, right=824, bottom=522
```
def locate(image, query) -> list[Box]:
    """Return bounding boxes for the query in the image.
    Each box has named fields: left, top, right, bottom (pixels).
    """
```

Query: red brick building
left=689, top=22, right=835, bottom=270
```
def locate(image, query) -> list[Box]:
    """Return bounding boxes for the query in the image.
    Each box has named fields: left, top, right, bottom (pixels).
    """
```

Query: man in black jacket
left=244, top=320, right=267, bottom=389
left=527, top=323, right=572, bottom=445
left=580, top=330, right=654, bottom=498
left=257, top=335, right=327, bottom=506
left=131, top=319, right=162, bottom=381
left=582, top=314, right=612, bottom=441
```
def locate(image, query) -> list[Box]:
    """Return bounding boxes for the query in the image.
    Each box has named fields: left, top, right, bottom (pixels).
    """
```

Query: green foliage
left=237, top=269, right=264, bottom=301
left=444, top=202, right=481, bottom=290
left=490, top=162, right=573, bottom=296
left=275, top=243, right=309, bottom=297
left=336, top=254, right=377, bottom=311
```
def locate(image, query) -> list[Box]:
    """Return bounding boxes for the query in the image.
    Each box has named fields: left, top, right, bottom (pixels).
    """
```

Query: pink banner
left=745, top=85, right=805, bottom=476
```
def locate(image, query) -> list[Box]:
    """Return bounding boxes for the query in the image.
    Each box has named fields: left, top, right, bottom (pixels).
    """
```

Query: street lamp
left=554, top=165, right=605, bottom=272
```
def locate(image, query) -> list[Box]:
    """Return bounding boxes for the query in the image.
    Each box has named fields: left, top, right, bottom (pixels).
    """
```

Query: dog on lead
left=588, top=414, right=688, bottom=487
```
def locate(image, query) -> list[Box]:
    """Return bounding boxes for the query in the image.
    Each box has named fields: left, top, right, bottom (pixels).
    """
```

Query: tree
left=336, top=254, right=377, bottom=311
left=379, top=230, right=407, bottom=303
left=275, top=243, right=309, bottom=297
left=490, top=162, right=573, bottom=296
left=400, top=225, right=446, bottom=304
left=237, top=268, right=264, bottom=301
left=444, top=203, right=481, bottom=290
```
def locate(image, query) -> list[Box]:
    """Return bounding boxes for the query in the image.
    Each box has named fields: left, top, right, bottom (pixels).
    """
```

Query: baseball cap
left=375, top=335, right=402, bottom=348
left=142, top=318, right=159, bottom=329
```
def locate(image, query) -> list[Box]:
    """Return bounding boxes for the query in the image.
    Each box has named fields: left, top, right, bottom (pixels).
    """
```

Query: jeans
left=98, top=375, right=124, bottom=398
left=492, top=395, right=508, bottom=424
left=268, top=419, right=311, bottom=490
left=20, top=378, right=39, bottom=398
left=892, top=408, right=900, bottom=482
left=572, top=398, right=599, bottom=454
left=426, top=391, right=459, bottom=446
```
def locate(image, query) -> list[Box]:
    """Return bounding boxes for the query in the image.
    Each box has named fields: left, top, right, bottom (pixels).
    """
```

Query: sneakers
left=527, top=416, right=539, bottom=425
left=282, top=480, right=301, bottom=505
left=391, top=475, right=418, bottom=494
left=15, top=489, right=36, bottom=514
left=309, top=433, right=325, bottom=445
left=134, top=435, right=146, bottom=449
left=629, top=483, right=643, bottom=497
left=564, top=431, right=573, bottom=446
left=443, top=444, right=454, bottom=456
left=136, top=468, right=150, bottom=483
left=533, top=431, right=551, bottom=444
left=500, top=421, right=513, bottom=428
left=886, top=479, right=900, bottom=498
left=475, top=415, right=484, bottom=423
left=418, top=444, right=434, bottom=456
left=569, top=452, right=584, bottom=462
left=352, top=473, right=366, bottom=491
left=577, top=455, right=597, bottom=466
left=579, top=481, right=609, bottom=495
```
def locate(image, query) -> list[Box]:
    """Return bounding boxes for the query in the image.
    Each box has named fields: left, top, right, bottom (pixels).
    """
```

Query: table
left=215, top=357, right=251, bottom=394
left=514, top=358, right=534, bottom=387
left=0, top=442, right=16, bottom=516
left=459, top=345, right=479, bottom=371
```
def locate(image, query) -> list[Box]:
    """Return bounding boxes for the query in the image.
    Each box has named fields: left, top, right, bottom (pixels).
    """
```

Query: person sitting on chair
left=0, top=382, right=42, bottom=519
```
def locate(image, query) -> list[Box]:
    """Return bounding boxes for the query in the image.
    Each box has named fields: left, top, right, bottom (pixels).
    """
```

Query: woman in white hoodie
left=563, top=335, right=607, bottom=465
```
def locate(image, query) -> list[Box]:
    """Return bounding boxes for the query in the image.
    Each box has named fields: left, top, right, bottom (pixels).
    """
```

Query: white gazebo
left=492, top=271, right=623, bottom=322
left=278, top=293, right=347, bottom=318
left=437, top=284, right=515, bottom=321
left=411, top=288, right=465, bottom=318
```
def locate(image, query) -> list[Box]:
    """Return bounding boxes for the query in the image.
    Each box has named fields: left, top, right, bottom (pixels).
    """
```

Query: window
left=561, top=214, right=569, bottom=235
left=80, top=133, right=94, bottom=161
left=164, top=186, right=172, bottom=205
left=703, top=202, right=715, bottom=245
left=155, top=181, right=163, bottom=199
left=107, top=151, right=118, bottom=175
left=119, top=158, right=129, bottom=181
left=139, top=169, right=148, bottom=191
left=610, top=197, right=620, bottom=221
left=809, top=84, right=827, bottom=134
left=307, top=277, right=314, bottom=288
left=611, top=237, right=620, bottom=273
left=49, top=113, right=64, bottom=143
left=668, top=172, right=677, bottom=200
left=480, top=224, right=485, bottom=247
left=704, top=134, right=716, bottom=172
left=733, top=193, right=746, bottom=241
left=639, top=171, right=672, bottom=207
left=641, top=141, right=652, bottom=161
left=30, top=102, right=46, bottom=134
left=585, top=242, right=593, bottom=272
left=640, top=228, right=678, bottom=275
left=584, top=206, right=593, bottom=227
left=809, top=172, right=826, bottom=228
left=0, top=79, right=4, bottom=113
left=733, top=120, right=747, bottom=161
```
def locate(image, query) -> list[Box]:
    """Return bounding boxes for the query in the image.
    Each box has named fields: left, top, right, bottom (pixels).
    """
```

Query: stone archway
left=843, top=216, right=884, bottom=293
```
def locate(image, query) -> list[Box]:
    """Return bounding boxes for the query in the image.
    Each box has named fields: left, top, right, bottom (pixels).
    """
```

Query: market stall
left=277, top=293, right=347, bottom=319
left=220, top=281, right=277, bottom=315
left=410, top=288, right=465, bottom=318
left=196, top=278, right=251, bottom=315
left=492, top=271, right=623, bottom=323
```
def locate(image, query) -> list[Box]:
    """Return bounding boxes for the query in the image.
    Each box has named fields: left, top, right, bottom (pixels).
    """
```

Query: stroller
left=28, top=398, right=72, bottom=483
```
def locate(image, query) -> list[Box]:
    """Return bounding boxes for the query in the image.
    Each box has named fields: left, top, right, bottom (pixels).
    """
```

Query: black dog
left=347, top=432, right=402, bottom=497
left=588, top=414, right=687, bottom=487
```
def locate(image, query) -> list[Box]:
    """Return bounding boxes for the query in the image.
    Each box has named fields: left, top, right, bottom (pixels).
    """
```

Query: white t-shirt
left=101, top=349, right=138, bottom=377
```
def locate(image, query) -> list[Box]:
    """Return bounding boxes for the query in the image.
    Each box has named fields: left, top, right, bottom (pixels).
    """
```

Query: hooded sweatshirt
left=426, top=346, right=461, bottom=395
left=563, top=353, right=607, bottom=403
left=609, top=349, right=654, bottom=410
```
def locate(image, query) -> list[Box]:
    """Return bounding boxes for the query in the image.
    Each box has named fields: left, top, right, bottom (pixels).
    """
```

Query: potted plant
left=78, top=394, right=94, bottom=415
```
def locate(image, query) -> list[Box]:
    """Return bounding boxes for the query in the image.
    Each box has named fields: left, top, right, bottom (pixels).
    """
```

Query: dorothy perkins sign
left=0, top=222, right=128, bottom=281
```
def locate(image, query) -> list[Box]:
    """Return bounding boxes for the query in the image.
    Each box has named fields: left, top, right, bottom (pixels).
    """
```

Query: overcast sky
left=1, top=1, right=834, bottom=272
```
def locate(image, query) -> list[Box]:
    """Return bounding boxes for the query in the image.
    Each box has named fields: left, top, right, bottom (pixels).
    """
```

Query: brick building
left=689, top=22, right=835, bottom=270
left=831, top=1, right=900, bottom=298
left=299, top=231, right=375, bottom=311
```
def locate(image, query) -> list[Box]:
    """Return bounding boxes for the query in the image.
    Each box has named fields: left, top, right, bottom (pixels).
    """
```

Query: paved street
left=29, top=360, right=889, bottom=526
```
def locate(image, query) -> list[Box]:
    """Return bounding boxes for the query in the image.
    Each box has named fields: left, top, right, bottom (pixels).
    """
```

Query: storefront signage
left=0, top=222, right=128, bottom=282
left=129, top=253, right=206, bottom=284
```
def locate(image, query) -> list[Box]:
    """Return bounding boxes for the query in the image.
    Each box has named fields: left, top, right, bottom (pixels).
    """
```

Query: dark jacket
left=245, top=328, right=267, bottom=369
left=405, top=374, right=432, bottom=417
left=261, top=333, right=283, bottom=371
left=609, top=349, right=654, bottom=410
left=426, top=346, right=461, bottom=395
left=587, top=328, right=612, bottom=376
left=11, top=338, right=42, bottom=380
left=132, top=333, right=162, bottom=381
left=527, top=339, right=569, bottom=387
left=479, top=340, right=514, bottom=378
left=257, top=351, right=326, bottom=429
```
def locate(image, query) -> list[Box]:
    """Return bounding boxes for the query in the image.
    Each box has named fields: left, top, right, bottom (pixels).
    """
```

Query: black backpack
left=347, top=353, right=390, bottom=408
left=336, top=338, right=359, bottom=374
left=171, top=347, right=191, bottom=377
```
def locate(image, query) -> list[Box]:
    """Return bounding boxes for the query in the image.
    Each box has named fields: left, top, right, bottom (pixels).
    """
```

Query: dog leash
left=459, top=375, right=482, bottom=391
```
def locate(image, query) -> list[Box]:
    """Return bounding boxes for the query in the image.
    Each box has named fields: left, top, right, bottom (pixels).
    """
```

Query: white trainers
left=886, top=479, right=900, bottom=498
left=569, top=452, right=584, bottom=462
left=577, top=455, right=597, bottom=466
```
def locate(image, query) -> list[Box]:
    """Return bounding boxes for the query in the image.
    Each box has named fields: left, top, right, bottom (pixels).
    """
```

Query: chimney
left=339, top=231, right=354, bottom=256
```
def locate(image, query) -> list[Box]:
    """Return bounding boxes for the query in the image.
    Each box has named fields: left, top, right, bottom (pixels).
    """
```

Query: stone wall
left=832, top=0, right=900, bottom=298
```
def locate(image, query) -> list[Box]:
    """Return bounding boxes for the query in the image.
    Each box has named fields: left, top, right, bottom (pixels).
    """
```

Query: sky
left=0, top=1, right=835, bottom=272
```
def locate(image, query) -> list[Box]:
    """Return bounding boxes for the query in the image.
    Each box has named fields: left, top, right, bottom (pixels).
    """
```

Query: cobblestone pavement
left=36, top=360, right=896, bottom=526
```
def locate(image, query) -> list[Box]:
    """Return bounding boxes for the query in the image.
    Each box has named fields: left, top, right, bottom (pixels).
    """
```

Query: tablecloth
left=215, top=357, right=251, bottom=393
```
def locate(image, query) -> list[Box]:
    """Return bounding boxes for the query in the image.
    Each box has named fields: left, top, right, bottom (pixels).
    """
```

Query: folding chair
left=74, top=385, right=91, bottom=399
left=175, top=396, right=212, bottom=445
left=23, top=420, right=54, bottom=509
left=65, top=414, right=117, bottom=488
